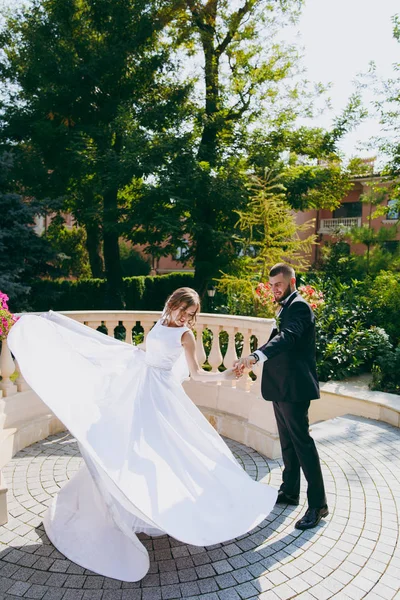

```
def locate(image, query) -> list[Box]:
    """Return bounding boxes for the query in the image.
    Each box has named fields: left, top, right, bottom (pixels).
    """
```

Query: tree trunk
left=103, top=187, right=124, bottom=308
left=85, top=222, right=104, bottom=279
left=197, top=30, right=220, bottom=166
left=193, top=212, right=218, bottom=299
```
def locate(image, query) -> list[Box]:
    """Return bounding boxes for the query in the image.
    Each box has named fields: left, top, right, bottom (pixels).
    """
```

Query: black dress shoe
left=295, top=505, right=329, bottom=530
left=275, top=491, right=299, bottom=506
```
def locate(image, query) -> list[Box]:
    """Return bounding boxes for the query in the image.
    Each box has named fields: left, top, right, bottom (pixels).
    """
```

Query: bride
left=8, top=287, right=277, bottom=582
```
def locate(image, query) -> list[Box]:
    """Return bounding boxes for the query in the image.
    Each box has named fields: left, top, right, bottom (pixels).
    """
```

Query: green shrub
left=367, top=271, right=400, bottom=344
left=142, top=273, right=196, bottom=310
left=317, top=324, right=391, bottom=381
left=371, top=345, right=400, bottom=394
left=26, top=272, right=195, bottom=312
left=120, top=244, right=151, bottom=277
left=123, top=277, right=146, bottom=310
left=29, top=278, right=106, bottom=311
left=315, top=278, right=391, bottom=381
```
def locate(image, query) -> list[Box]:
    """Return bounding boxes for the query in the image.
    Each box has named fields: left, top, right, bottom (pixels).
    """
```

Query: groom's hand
left=233, top=355, right=256, bottom=371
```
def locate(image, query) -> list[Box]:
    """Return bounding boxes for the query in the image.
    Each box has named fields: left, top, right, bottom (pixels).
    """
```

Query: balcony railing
left=319, top=217, right=362, bottom=234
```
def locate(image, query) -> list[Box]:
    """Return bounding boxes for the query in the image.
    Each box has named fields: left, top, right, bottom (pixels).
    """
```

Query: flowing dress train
left=8, top=312, right=277, bottom=581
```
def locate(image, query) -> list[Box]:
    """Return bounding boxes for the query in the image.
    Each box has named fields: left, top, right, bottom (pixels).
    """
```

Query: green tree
left=217, top=169, right=316, bottom=316
left=45, top=215, right=91, bottom=279
left=0, top=0, right=192, bottom=306
left=133, top=1, right=362, bottom=296
left=348, top=186, right=398, bottom=273
left=0, top=152, right=52, bottom=309
left=367, top=15, right=400, bottom=206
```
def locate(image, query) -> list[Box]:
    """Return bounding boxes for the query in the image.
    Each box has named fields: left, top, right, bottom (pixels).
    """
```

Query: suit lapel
left=280, top=290, right=299, bottom=314
left=277, top=290, right=299, bottom=327
left=267, top=290, right=299, bottom=341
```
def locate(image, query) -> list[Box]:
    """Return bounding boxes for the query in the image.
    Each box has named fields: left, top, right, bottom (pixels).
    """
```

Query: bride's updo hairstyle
left=162, top=287, right=200, bottom=328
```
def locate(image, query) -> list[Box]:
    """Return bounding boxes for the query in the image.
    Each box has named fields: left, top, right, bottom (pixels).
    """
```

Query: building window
left=333, top=202, right=362, bottom=219
left=386, top=200, right=399, bottom=221
left=174, top=240, right=189, bottom=261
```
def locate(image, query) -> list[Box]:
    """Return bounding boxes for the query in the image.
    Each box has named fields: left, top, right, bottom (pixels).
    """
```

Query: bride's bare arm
left=182, top=330, right=238, bottom=382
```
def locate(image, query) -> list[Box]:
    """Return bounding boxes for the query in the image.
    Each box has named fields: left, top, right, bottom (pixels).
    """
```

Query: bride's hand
left=223, top=367, right=242, bottom=381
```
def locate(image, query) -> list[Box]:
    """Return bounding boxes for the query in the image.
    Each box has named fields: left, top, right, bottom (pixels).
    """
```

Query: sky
left=293, top=0, right=399, bottom=163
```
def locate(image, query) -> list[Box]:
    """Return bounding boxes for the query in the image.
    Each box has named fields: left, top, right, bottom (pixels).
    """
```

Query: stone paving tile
left=2, top=417, right=400, bottom=598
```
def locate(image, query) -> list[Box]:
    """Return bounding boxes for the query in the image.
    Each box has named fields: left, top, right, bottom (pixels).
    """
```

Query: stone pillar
left=0, top=339, right=17, bottom=397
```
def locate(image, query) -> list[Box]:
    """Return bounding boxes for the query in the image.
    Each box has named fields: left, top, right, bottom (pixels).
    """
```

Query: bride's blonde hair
left=162, top=287, right=200, bottom=328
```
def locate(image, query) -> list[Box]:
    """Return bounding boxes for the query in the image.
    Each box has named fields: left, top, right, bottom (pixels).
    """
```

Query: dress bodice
left=145, top=320, right=189, bottom=370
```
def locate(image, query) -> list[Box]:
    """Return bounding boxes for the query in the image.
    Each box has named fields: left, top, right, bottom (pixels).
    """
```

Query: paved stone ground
left=1, top=415, right=400, bottom=600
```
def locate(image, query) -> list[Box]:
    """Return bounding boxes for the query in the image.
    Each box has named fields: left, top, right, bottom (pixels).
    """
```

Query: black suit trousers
left=273, top=400, right=326, bottom=508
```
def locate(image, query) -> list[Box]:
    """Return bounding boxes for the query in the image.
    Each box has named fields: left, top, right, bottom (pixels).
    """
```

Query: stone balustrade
left=1, top=310, right=400, bottom=526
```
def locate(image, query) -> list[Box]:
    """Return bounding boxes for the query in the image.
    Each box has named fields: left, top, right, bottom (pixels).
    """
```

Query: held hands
left=223, top=367, right=243, bottom=381
left=232, top=355, right=257, bottom=376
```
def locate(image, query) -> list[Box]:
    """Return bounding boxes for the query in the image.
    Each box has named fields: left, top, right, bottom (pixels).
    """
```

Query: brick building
left=296, top=174, right=400, bottom=266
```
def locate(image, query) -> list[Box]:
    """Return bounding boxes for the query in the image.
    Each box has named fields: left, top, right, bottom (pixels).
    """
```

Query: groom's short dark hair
left=269, top=263, right=295, bottom=279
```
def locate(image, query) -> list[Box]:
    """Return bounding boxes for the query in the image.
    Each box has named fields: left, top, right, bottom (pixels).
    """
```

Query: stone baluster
left=222, top=326, right=238, bottom=369
left=104, top=320, right=119, bottom=339
left=220, top=326, right=238, bottom=387
left=0, top=471, right=8, bottom=525
left=14, top=360, right=30, bottom=392
left=86, top=321, right=103, bottom=332
left=0, top=339, right=17, bottom=397
left=249, top=328, right=264, bottom=395
left=122, top=320, right=136, bottom=344
left=237, top=328, right=253, bottom=391
left=194, top=324, right=207, bottom=367
left=207, top=325, right=223, bottom=372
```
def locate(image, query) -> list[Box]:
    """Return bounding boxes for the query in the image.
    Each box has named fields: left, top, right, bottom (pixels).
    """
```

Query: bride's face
left=170, top=303, right=198, bottom=327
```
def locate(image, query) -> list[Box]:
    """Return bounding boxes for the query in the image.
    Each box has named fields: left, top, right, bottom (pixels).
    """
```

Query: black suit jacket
left=258, top=291, right=320, bottom=403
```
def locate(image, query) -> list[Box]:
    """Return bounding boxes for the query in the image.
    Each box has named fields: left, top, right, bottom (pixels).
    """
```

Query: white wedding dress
left=8, top=312, right=277, bottom=581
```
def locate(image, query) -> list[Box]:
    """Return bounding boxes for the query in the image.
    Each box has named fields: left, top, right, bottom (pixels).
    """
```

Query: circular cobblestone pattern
left=1, top=415, right=400, bottom=600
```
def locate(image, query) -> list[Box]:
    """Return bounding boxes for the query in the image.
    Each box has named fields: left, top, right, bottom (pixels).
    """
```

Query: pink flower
left=0, top=290, right=18, bottom=339
left=0, top=292, right=9, bottom=310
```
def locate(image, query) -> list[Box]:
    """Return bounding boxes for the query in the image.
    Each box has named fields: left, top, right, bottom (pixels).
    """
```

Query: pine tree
left=0, top=153, right=52, bottom=309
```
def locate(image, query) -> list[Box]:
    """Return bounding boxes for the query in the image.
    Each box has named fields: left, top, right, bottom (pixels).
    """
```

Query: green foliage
left=0, top=152, right=53, bottom=310
left=0, top=0, right=363, bottom=303
left=371, top=16, right=400, bottom=181
left=350, top=246, right=400, bottom=279
left=141, top=273, right=196, bottom=310
left=315, top=279, right=391, bottom=381
left=238, top=170, right=317, bottom=273
left=120, top=243, right=151, bottom=277
left=319, top=225, right=400, bottom=281
left=45, top=215, right=91, bottom=278
left=0, top=0, right=192, bottom=306
left=367, top=272, right=400, bottom=343
left=318, top=237, right=355, bottom=281
left=282, top=163, right=352, bottom=211
left=28, top=278, right=107, bottom=312
left=215, top=272, right=262, bottom=318
left=318, top=322, right=390, bottom=381
left=217, top=169, right=316, bottom=314
left=371, top=345, right=400, bottom=395
left=26, top=273, right=195, bottom=312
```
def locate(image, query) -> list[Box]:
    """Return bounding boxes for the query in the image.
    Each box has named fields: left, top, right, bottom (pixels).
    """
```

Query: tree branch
left=185, top=0, right=214, bottom=34
left=216, top=0, right=258, bottom=57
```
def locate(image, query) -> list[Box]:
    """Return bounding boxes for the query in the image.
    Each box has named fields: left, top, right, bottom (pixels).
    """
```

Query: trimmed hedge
left=28, top=273, right=195, bottom=312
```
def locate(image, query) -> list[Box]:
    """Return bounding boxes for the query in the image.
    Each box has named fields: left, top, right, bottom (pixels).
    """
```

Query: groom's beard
left=274, top=283, right=292, bottom=304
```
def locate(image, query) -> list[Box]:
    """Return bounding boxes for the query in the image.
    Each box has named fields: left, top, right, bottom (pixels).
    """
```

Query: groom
left=234, top=263, right=328, bottom=530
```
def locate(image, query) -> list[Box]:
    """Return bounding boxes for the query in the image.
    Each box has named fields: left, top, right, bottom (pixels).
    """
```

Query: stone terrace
left=0, top=415, right=399, bottom=600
